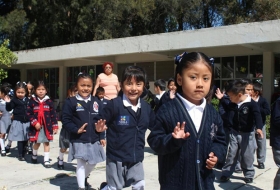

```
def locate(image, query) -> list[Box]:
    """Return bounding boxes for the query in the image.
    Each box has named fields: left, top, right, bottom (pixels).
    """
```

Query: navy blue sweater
left=231, top=99, right=263, bottom=132
left=94, top=96, right=155, bottom=163
left=62, top=96, right=105, bottom=143
left=270, top=97, right=280, bottom=149
left=6, top=97, right=29, bottom=122
left=148, top=96, right=227, bottom=190
left=255, top=96, right=270, bottom=126
left=218, top=95, right=235, bottom=128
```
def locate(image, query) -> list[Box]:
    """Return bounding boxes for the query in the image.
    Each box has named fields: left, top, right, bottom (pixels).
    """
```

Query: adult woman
left=93, top=62, right=120, bottom=100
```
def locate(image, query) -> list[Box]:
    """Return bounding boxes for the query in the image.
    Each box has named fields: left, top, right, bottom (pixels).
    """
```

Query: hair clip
left=78, top=72, right=83, bottom=76
left=209, top=57, right=214, bottom=65
left=22, top=82, right=27, bottom=85
left=8, top=89, right=14, bottom=96
left=174, top=52, right=188, bottom=65
left=16, top=81, right=20, bottom=85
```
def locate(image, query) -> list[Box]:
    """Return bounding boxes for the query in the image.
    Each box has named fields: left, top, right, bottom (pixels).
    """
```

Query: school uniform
left=270, top=97, right=280, bottom=189
left=254, top=96, right=270, bottom=165
left=27, top=95, right=58, bottom=142
left=6, top=97, right=30, bottom=141
left=0, top=99, right=11, bottom=133
left=148, top=94, right=227, bottom=190
left=95, top=95, right=155, bottom=190
left=221, top=95, right=263, bottom=179
left=62, top=95, right=105, bottom=165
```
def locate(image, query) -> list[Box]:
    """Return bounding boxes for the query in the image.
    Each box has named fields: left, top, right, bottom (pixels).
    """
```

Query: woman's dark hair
left=154, top=79, right=166, bottom=91
left=174, top=52, right=214, bottom=101
left=14, top=81, right=28, bottom=98
left=253, top=81, right=263, bottom=96
left=33, top=80, right=48, bottom=93
left=121, top=66, right=146, bottom=87
left=226, top=79, right=247, bottom=95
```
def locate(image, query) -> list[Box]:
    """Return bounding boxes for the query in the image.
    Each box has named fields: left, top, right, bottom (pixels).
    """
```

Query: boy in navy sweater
left=220, top=79, right=263, bottom=184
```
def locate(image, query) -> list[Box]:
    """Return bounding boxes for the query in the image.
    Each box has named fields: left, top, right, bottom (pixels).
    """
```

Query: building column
left=20, top=68, right=27, bottom=82
left=263, top=52, right=274, bottom=104
left=59, top=65, right=67, bottom=106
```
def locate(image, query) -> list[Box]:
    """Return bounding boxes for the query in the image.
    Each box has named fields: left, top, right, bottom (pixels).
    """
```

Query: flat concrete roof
left=11, top=19, right=280, bottom=69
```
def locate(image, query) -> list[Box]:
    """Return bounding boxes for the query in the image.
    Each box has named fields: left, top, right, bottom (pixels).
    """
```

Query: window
left=155, top=61, right=175, bottom=81
left=117, top=63, right=134, bottom=80
left=136, top=62, right=155, bottom=82
left=67, top=66, right=97, bottom=89
left=235, top=56, right=248, bottom=79
left=221, top=57, right=234, bottom=79
left=250, top=55, right=263, bottom=78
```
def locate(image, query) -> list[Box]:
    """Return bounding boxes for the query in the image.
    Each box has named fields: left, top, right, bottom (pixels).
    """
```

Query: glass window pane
left=221, top=57, right=234, bottom=78
left=136, top=62, right=154, bottom=82
left=250, top=55, right=263, bottom=78
left=156, top=61, right=174, bottom=81
left=117, top=63, right=134, bottom=80
left=235, top=56, right=248, bottom=79
left=213, top=57, right=221, bottom=79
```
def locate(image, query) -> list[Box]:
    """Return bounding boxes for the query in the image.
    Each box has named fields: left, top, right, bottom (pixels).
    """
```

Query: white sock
left=32, top=149, right=38, bottom=159
left=59, top=151, right=64, bottom=165
left=0, top=139, right=5, bottom=151
left=44, top=152, right=50, bottom=162
left=85, top=163, right=96, bottom=178
left=76, top=159, right=86, bottom=188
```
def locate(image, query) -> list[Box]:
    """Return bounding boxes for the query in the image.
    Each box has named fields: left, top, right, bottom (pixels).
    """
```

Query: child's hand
left=169, top=90, right=175, bottom=99
left=172, top=122, right=190, bottom=139
left=77, top=123, right=87, bottom=134
left=100, top=139, right=106, bottom=147
left=0, top=111, right=3, bottom=117
left=35, top=123, right=41, bottom=130
left=53, top=129, right=58, bottom=134
left=95, top=119, right=108, bottom=132
left=215, top=88, right=224, bottom=100
left=206, top=152, right=218, bottom=169
left=4, top=95, right=10, bottom=102
left=256, top=129, right=263, bottom=139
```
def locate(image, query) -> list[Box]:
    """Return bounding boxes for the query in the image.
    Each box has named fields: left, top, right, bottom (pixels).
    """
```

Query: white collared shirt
left=76, top=94, right=91, bottom=103
left=177, top=93, right=206, bottom=132
left=156, top=91, right=165, bottom=100
left=123, top=94, right=141, bottom=112
left=237, top=94, right=251, bottom=108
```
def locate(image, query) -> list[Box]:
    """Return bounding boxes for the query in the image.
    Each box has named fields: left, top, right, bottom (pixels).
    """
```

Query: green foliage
left=211, top=97, right=219, bottom=111
left=266, top=115, right=270, bottom=139
left=0, top=39, right=18, bottom=82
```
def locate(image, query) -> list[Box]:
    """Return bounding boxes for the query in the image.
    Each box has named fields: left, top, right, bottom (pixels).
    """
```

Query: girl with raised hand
left=147, top=52, right=227, bottom=190
left=62, top=73, right=106, bottom=190
left=4, top=82, right=30, bottom=161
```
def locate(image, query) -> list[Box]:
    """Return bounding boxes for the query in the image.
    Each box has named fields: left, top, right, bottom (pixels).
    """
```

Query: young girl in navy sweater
left=62, top=73, right=106, bottom=190
left=4, top=82, right=29, bottom=161
left=147, top=52, right=227, bottom=190
left=27, top=81, right=58, bottom=167
left=95, top=66, right=155, bottom=190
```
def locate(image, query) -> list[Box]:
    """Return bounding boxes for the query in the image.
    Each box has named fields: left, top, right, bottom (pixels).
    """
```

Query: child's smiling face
left=122, top=77, right=144, bottom=106
left=77, top=78, right=93, bottom=98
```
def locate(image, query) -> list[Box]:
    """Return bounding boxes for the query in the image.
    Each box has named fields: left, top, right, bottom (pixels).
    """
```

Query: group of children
left=1, top=51, right=276, bottom=190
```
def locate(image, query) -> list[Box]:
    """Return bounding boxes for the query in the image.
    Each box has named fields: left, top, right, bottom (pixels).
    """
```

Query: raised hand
left=4, top=95, right=10, bottom=102
left=172, top=122, right=190, bottom=139
left=95, top=119, right=107, bottom=132
left=215, top=88, right=224, bottom=100
left=77, top=123, right=87, bottom=134
left=206, top=152, right=218, bottom=169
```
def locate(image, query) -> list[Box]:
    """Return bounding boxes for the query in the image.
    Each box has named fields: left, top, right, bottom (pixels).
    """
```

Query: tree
left=0, top=39, right=18, bottom=83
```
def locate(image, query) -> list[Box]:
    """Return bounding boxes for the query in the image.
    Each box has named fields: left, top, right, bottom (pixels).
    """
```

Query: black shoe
left=1, top=150, right=6, bottom=156
left=220, top=176, right=230, bottom=182
left=5, top=146, right=10, bottom=153
left=258, top=163, right=265, bottom=169
left=234, top=169, right=242, bottom=173
left=100, top=182, right=107, bottom=189
left=244, top=178, right=253, bottom=183
left=57, top=157, right=64, bottom=170
left=31, top=155, right=37, bottom=164
left=18, top=157, right=25, bottom=161
left=85, top=176, right=90, bottom=189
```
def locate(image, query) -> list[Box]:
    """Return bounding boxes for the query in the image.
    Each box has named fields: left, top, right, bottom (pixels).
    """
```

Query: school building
left=4, top=19, right=280, bottom=107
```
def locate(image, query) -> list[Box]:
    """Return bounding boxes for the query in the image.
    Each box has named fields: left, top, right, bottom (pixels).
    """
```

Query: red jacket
left=27, top=95, right=58, bottom=142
